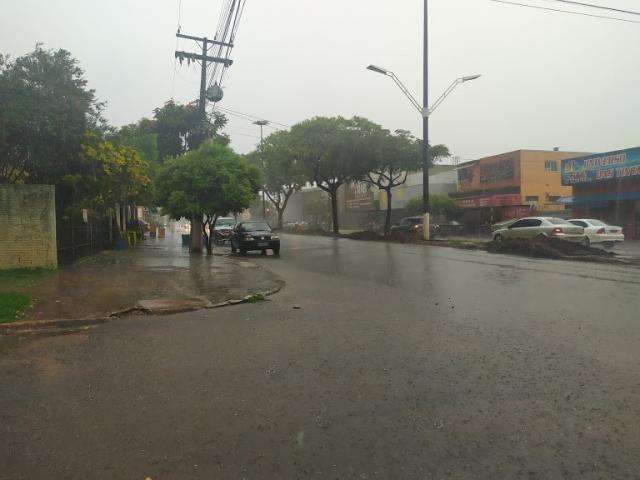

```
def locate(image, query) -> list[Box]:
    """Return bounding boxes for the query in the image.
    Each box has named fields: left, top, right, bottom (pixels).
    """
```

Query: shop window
left=544, top=160, right=558, bottom=172
left=548, top=195, right=561, bottom=202
left=525, top=196, right=539, bottom=202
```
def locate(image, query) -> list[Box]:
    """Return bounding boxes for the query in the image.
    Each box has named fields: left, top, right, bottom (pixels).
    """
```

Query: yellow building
left=453, top=150, right=587, bottom=226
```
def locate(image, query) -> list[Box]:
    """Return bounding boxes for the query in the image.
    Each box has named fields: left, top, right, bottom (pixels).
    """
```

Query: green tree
left=406, top=194, right=460, bottom=220
left=73, top=133, right=152, bottom=234
left=363, top=129, right=421, bottom=235
left=0, top=45, right=104, bottom=191
left=155, top=142, right=260, bottom=254
left=364, top=131, right=449, bottom=235
left=153, top=100, right=229, bottom=163
left=304, top=191, right=332, bottom=228
left=110, top=119, right=157, bottom=159
left=253, top=130, right=305, bottom=229
left=291, top=116, right=378, bottom=234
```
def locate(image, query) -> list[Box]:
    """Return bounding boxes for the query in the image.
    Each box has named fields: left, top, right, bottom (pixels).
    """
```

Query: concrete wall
left=0, top=185, right=57, bottom=270
left=282, top=190, right=304, bottom=223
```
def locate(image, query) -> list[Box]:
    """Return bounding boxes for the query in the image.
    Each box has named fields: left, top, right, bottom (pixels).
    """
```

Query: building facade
left=453, top=150, right=585, bottom=227
left=561, top=147, right=640, bottom=239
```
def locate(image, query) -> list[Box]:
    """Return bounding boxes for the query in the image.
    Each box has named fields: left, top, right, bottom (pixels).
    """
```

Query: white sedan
left=568, top=219, right=625, bottom=247
left=493, top=217, right=585, bottom=242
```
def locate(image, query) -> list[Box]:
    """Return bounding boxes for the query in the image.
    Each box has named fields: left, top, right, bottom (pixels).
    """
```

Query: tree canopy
left=155, top=142, right=261, bottom=223
left=153, top=100, right=229, bottom=163
left=0, top=45, right=104, bottom=185
left=364, top=128, right=450, bottom=234
left=76, top=133, right=152, bottom=212
left=290, top=116, right=379, bottom=233
left=253, top=130, right=305, bottom=229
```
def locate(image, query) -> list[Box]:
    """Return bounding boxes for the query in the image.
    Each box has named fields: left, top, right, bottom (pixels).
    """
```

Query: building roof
left=457, top=149, right=590, bottom=168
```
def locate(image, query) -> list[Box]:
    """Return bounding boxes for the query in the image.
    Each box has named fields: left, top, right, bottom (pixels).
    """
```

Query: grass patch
left=0, top=292, right=32, bottom=324
left=245, top=293, right=266, bottom=304
left=0, top=268, right=54, bottom=291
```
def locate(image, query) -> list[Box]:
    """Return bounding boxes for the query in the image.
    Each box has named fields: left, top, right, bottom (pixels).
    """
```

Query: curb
left=1, top=278, right=285, bottom=336
left=0, top=316, right=111, bottom=335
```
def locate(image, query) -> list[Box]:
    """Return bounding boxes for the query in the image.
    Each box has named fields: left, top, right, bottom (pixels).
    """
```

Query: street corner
left=0, top=237, right=286, bottom=335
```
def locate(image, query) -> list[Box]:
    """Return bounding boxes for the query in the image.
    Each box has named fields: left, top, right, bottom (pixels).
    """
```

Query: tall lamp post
left=367, top=64, right=481, bottom=239
left=254, top=120, right=269, bottom=220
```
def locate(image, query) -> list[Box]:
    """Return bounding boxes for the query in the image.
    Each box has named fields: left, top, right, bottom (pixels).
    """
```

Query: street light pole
left=366, top=66, right=480, bottom=240
left=422, top=0, right=430, bottom=239
left=254, top=120, right=269, bottom=220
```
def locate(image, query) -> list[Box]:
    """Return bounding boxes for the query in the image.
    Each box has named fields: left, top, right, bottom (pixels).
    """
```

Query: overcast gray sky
left=2, top=0, right=639, bottom=159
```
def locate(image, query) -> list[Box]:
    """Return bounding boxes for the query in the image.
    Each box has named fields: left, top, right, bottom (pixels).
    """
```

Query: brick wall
left=0, top=185, right=57, bottom=270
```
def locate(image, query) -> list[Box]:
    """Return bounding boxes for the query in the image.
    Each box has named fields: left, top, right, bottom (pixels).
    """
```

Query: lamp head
left=367, top=65, right=389, bottom=75
left=461, top=74, right=482, bottom=82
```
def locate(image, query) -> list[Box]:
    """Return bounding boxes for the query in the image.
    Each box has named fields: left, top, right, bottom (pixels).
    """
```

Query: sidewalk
left=0, top=234, right=283, bottom=324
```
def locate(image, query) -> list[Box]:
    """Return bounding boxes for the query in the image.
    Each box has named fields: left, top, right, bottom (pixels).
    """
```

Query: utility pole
left=254, top=120, right=269, bottom=220
left=422, top=0, right=431, bottom=240
left=175, top=32, right=234, bottom=253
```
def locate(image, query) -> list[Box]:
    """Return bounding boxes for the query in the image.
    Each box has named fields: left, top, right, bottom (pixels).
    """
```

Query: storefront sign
left=457, top=193, right=521, bottom=209
left=480, top=159, right=514, bottom=184
left=345, top=182, right=375, bottom=210
left=562, top=147, right=640, bottom=185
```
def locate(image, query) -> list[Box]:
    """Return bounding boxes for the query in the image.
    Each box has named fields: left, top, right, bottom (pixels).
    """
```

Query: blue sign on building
left=561, top=147, right=640, bottom=186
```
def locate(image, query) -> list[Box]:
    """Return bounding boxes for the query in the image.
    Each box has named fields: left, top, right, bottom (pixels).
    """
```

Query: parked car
left=492, top=219, right=517, bottom=232
left=568, top=218, right=625, bottom=247
left=391, top=216, right=440, bottom=237
left=212, top=217, right=236, bottom=244
left=438, top=220, right=464, bottom=236
left=230, top=221, right=280, bottom=256
left=493, top=217, right=584, bottom=243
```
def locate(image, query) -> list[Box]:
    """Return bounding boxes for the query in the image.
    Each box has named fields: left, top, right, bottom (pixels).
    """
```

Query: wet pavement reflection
left=14, top=234, right=281, bottom=321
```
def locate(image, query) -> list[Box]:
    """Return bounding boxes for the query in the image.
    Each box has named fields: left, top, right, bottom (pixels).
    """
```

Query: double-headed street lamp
left=367, top=64, right=481, bottom=239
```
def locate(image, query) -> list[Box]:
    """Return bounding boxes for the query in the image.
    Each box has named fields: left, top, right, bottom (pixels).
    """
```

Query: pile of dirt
left=386, top=230, right=418, bottom=243
left=342, top=230, right=422, bottom=243
left=282, top=228, right=336, bottom=237
left=487, top=237, right=616, bottom=259
left=343, top=231, right=384, bottom=241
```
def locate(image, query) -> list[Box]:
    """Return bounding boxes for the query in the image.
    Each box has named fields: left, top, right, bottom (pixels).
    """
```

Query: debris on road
left=487, top=237, right=616, bottom=260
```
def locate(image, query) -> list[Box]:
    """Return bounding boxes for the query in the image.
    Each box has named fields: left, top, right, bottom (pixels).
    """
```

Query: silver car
left=493, top=217, right=585, bottom=243
left=568, top=218, right=625, bottom=247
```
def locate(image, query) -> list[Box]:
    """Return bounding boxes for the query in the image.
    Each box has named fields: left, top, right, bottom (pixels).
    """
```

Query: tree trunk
left=384, top=188, right=393, bottom=236
left=115, top=203, right=121, bottom=231
left=330, top=191, right=339, bottom=235
left=277, top=208, right=284, bottom=230
left=190, top=215, right=203, bottom=254
left=204, top=222, right=212, bottom=255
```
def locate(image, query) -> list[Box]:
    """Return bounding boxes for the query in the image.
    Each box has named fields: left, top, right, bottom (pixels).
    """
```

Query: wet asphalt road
left=2, top=234, right=640, bottom=479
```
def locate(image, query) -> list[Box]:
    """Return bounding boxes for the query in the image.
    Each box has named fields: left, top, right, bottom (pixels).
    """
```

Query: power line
left=171, top=0, right=183, bottom=99
left=489, top=0, right=640, bottom=23
left=216, top=106, right=290, bottom=129
left=208, top=0, right=247, bottom=92
left=224, top=129, right=261, bottom=139
left=542, top=0, right=640, bottom=16
left=220, top=109, right=287, bottom=133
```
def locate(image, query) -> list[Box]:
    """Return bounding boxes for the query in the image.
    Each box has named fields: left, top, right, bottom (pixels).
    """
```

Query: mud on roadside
left=282, top=229, right=638, bottom=265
